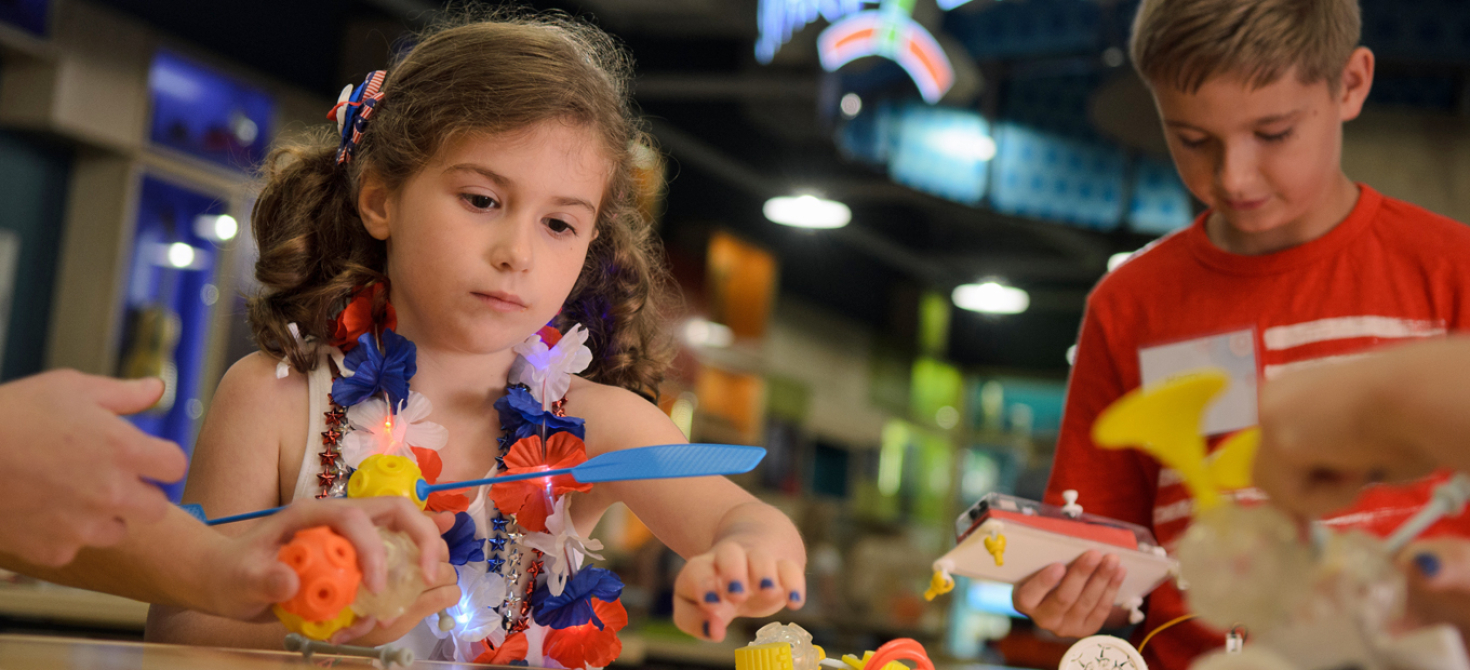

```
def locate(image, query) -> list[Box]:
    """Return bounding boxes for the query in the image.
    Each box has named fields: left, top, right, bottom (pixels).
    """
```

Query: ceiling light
left=763, top=195, right=851, bottom=229
left=840, top=93, right=862, bottom=118
left=953, top=281, right=1029, bottom=315
left=931, top=128, right=997, bottom=162
left=196, top=214, right=239, bottom=242
left=166, top=243, right=197, bottom=269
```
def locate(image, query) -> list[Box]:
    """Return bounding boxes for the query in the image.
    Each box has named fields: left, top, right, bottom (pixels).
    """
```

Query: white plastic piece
left=1225, top=629, right=1244, bottom=654
left=1386, top=473, right=1470, bottom=553
left=1060, top=636, right=1146, bottom=670
left=935, top=519, right=1176, bottom=609
left=437, top=611, right=455, bottom=632
left=1124, top=596, right=1145, bottom=625
left=1061, top=490, right=1083, bottom=518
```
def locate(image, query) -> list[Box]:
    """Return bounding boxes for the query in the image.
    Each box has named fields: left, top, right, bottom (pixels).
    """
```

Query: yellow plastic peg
left=983, top=533, right=1006, bottom=567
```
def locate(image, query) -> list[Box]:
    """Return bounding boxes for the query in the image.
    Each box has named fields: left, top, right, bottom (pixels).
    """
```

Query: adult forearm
left=0, top=507, right=222, bottom=613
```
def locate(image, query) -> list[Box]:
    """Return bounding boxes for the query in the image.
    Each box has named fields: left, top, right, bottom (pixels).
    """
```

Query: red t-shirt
left=1046, top=185, right=1470, bottom=670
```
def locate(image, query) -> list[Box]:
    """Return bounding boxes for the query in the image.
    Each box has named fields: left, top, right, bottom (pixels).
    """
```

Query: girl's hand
left=673, top=539, right=806, bottom=642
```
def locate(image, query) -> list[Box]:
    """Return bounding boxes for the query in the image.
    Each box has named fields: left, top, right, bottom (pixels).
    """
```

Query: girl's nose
left=488, top=215, right=534, bottom=272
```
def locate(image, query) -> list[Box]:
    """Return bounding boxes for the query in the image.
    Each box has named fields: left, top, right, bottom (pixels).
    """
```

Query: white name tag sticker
left=1138, top=329, right=1258, bottom=436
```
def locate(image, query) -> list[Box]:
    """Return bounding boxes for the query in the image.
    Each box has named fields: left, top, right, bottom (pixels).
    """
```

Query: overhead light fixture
left=1108, top=251, right=1136, bottom=272
left=840, top=93, right=862, bottom=118
left=166, top=242, right=197, bottom=269
left=931, top=128, right=997, bottom=162
left=953, top=281, right=1029, bottom=315
left=195, top=214, right=239, bottom=242
left=763, top=194, right=851, bottom=229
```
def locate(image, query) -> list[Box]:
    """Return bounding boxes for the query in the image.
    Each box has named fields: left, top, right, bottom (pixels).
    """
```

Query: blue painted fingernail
left=702, top=620, right=710, bottom=637
left=729, top=581, right=744, bottom=594
left=760, top=578, right=775, bottom=589
left=789, top=591, right=801, bottom=602
left=1416, top=552, right=1441, bottom=578
left=704, top=591, right=720, bottom=604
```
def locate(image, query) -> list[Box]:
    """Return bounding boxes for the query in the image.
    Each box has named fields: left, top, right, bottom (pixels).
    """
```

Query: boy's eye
left=1178, top=135, right=1208, bottom=149
left=461, top=194, right=498, bottom=210
left=546, top=218, right=576, bottom=235
left=1257, top=129, right=1294, bottom=143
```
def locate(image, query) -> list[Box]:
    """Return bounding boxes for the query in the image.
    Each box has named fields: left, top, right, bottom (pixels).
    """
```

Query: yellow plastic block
left=735, top=643, right=795, bottom=670
left=347, top=454, right=426, bottom=510
left=273, top=603, right=357, bottom=641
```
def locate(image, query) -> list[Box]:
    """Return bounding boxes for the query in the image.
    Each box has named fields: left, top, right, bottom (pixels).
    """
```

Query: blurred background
left=3, top=0, right=1470, bottom=667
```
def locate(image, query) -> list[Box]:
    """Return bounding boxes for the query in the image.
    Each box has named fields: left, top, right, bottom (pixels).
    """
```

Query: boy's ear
left=357, top=170, right=392, bottom=241
left=1338, top=46, right=1375, bottom=122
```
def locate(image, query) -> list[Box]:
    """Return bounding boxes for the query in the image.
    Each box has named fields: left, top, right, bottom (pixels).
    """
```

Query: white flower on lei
left=521, top=496, right=604, bottom=597
left=339, top=391, right=447, bottom=468
left=510, top=324, right=593, bottom=408
left=430, top=561, right=509, bottom=661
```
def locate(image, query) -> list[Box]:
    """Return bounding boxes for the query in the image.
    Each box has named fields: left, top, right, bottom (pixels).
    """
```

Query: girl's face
left=359, top=120, right=607, bottom=356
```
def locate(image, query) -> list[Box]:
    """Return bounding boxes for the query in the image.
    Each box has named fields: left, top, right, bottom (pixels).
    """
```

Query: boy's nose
left=1215, top=144, right=1260, bottom=196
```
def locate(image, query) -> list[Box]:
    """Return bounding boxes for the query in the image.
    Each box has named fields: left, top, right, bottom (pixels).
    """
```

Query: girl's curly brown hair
left=249, top=9, right=676, bottom=400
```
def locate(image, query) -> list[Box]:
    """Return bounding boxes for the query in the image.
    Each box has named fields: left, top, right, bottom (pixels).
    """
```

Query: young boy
left=1012, top=0, right=1470, bottom=667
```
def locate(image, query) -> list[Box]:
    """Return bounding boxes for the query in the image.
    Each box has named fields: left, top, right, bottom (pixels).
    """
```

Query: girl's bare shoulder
left=565, top=376, right=684, bottom=456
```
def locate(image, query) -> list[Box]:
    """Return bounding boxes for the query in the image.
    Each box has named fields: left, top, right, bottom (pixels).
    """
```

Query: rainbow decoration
left=817, top=9, right=955, bottom=103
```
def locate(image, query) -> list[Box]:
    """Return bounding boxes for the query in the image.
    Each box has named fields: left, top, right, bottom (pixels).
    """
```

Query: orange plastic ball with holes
left=347, top=454, right=427, bottom=510
left=275, top=526, right=362, bottom=623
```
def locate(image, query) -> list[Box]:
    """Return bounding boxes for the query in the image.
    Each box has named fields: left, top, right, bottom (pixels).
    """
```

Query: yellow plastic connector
left=841, top=651, right=907, bottom=670
left=735, top=643, right=795, bottom=670
left=983, top=533, right=1006, bottom=566
left=273, top=603, right=357, bottom=641
left=923, top=569, right=954, bottom=602
left=347, top=454, right=426, bottom=510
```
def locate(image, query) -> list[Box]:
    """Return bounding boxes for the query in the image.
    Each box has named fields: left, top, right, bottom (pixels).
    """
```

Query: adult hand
left=1399, top=539, right=1470, bottom=643
left=1254, top=360, right=1437, bottom=517
left=202, top=497, right=452, bottom=622
left=1012, top=550, right=1127, bottom=638
left=0, top=370, right=187, bottom=567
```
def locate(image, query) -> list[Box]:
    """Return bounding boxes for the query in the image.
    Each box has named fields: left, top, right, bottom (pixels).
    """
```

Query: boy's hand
left=1255, top=362, right=1437, bottom=517
left=1012, top=550, right=1127, bottom=638
left=203, top=497, right=450, bottom=621
left=0, top=371, right=188, bottom=567
left=673, top=539, right=806, bottom=641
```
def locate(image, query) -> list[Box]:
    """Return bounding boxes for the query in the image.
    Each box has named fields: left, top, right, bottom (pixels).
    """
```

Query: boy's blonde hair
left=1129, top=0, right=1361, bottom=93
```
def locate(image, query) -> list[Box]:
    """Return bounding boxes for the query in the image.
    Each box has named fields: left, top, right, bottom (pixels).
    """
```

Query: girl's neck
left=392, top=320, right=518, bottom=413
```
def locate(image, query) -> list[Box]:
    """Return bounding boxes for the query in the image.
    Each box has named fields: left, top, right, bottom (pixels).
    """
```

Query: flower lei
left=316, top=286, right=625, bottom=667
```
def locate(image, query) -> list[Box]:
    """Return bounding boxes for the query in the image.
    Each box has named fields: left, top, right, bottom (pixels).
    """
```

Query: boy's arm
left=1044, top=302, right=1156, bottom=526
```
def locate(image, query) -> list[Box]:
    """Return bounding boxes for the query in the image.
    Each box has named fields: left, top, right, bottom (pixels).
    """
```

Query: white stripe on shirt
left=1263, top=316, right=1445, bottom=351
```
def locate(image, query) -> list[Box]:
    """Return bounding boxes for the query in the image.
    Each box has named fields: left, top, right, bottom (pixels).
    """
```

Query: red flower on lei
left=330, top=283, right=396, bottom=352
left=545, top=598, right=627, bottom=669
left=489, top=432, right=593, bottom=532
left=473, top=631, right=528, bottom=665
left=411, top=447, right=469, bottom=514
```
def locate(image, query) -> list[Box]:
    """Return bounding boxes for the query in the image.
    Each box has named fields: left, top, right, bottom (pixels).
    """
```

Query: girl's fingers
left=742, top=549, right=785, bottom=615
left=713, top=542, right=752, bottom=606
left=330, top=615, right=378, bottom=645
left=673, top=594, right=732, bottom=642
left=776, top=558, right=807, bottom=610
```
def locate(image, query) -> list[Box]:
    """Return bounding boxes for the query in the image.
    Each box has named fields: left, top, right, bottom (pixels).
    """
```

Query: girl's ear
left=358, top=170, right=392, bottom=241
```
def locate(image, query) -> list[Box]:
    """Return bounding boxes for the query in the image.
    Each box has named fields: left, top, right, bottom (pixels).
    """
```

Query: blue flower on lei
left=443, top=512, right=485, bottom=566
left=494, top=385, right=586, bottom=442
left=332, top=329, right=416, bottom=408
left=530, top=567, right=623, bottom=630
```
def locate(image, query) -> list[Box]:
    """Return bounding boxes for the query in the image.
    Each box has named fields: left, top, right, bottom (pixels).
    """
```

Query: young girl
left=146, top=12, right=807, bottom=664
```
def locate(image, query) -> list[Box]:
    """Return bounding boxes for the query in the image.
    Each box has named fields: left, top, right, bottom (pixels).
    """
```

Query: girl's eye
left=1258, top=129, right=1294, bottom=143
left=461, top=194, right=498, bottom=211
left=546, top=218, right=577, bottom=235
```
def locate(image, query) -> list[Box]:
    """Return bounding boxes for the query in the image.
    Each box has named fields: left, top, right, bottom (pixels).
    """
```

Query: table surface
left=0, top=633, right=507, bottom=669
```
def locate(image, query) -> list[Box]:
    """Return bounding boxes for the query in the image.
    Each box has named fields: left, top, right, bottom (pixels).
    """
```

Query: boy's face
left=1151, top=48, right=1374, bottom=240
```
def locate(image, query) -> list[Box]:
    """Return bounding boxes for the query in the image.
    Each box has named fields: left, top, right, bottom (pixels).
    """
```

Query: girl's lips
left=473, top=291, right=528, bottom=312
